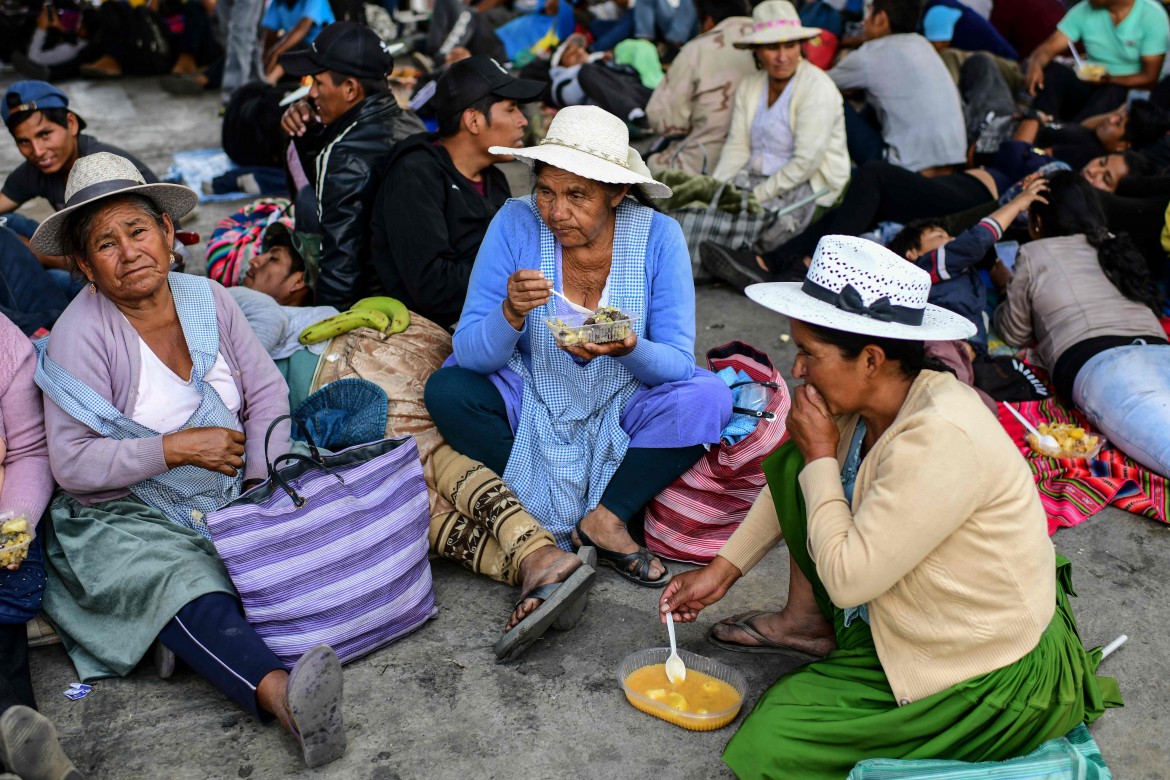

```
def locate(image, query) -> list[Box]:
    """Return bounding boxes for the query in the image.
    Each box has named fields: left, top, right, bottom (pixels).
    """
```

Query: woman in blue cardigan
left=426, top=106, right=732, bottom=637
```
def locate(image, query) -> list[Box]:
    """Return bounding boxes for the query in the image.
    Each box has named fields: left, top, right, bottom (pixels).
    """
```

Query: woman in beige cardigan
left=660, top=235, right=1118, bottom=779
left=709, top=1, right=849, bottom=210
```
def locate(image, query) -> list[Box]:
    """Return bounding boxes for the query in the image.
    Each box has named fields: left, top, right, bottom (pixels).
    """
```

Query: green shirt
left=1057, top=0, right=1170, bottom=76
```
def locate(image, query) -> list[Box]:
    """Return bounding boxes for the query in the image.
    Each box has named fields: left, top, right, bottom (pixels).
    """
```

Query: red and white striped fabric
left=645, top=342, right=791, bottom=563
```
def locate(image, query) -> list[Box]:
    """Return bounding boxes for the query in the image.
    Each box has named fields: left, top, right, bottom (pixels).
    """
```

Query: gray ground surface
left=1, top=76, right=1167, bottom=780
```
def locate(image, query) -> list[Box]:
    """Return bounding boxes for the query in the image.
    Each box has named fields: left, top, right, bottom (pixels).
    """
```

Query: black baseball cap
left=430, top=56, right=545, bottom=122
left=280, top=21, right=393, bottom=80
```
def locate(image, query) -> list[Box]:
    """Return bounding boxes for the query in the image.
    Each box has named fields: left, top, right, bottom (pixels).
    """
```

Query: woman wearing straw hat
left=425, top=105, right=732, bottom=629
left=703, top=0, right=848, bottom=253
left=28, top=153, right=347, bottom=769
left=659, top=236, right=1118, bottom=777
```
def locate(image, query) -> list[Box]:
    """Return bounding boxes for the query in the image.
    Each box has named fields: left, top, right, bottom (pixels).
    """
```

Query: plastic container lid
left=546, top=312, right=638, bottom=347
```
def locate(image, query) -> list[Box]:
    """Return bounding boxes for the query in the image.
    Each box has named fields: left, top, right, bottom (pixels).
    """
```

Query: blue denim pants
left=633, top=0, right=697, bottom=46
left=0, top=225, right=71, bottom=335
left=1073, top=343, right=1170, bottom=478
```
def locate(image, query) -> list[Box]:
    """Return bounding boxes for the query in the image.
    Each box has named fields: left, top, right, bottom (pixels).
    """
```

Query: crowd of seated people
left=3, top=0, right=1170, bottom=777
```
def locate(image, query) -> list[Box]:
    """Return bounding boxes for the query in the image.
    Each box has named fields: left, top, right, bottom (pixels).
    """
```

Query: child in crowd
left=887, top=177, right=1050, bottom=354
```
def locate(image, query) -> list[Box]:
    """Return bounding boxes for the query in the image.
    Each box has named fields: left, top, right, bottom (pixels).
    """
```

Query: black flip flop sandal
left=494, top=558, right=597, bottom=661
left=574, top=523, right=670, bottom=588
left=706, top=610, right=821, bottom=661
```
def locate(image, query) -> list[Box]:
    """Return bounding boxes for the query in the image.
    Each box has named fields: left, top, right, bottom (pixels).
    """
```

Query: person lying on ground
left=29, top=153, right=348, bottom=769
left=0, top=312, right=82, bottom=780
left=1026, top=0, right=1169, bottom=122
left=425, top=105, right=733, bottom=595
left=827, top=0, right=967, bottom=173
left=279, top=21, right=425, bottom=308
left=1005, top=99, right=1170, bottom=171
left=369, top=56, right=544, bottom=330
left=886, top=177, right=1051, bottom=354
left=701, top=147, right=1156, bottom=290
left=260, top=0, right=335, bottom=84
left=994, top=170, right=1170, bottom=477
left=643, top=0, right=755, bottom=176
left=710, top=1, right=848, bottom=212
left=661, top=235, right=1119, bottom=779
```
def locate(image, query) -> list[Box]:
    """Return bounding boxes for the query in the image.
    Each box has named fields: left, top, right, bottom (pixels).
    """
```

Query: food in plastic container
left=1076, top=63, right=1107, bottom=82
left=618, top=648, right=746, bottom=731
left=0, top=514, right=32, bottom=567
left=547, top=306, right=637, bottom=346
left=1026, top=423, right=1104, bottom=459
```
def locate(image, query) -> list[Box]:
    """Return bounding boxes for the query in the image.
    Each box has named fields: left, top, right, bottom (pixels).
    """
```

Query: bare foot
left=256, top=669, right=294, bottom=732
left=711, top=608, right=836, bottom=657
left=572, top=506, right=666, bottom=582
left=171, top=53, right=198, bottom=74
left=755, top=255, right=768, bottom=272
left=505, top=545, right=581, bottom=631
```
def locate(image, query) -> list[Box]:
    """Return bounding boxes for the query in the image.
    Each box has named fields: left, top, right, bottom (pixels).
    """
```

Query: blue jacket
left=914, top=217, right=1003, bottom=352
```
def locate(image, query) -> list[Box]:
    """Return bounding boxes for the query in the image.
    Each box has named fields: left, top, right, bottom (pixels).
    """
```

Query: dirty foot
left=572, top=506, right=666, bottom=584
left=711, top=608, right=836, bottom=657
left=505, top=546, right=582, bottom=631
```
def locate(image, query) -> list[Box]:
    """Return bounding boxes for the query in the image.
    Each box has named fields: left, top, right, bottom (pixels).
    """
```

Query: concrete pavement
left=2, top=74, right=1167, bottom=780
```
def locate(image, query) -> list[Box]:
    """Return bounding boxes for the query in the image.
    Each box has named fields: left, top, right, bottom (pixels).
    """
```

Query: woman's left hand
left=787, top=384, right=839, bottom=463
left=559, top=333, right=637, bottom=362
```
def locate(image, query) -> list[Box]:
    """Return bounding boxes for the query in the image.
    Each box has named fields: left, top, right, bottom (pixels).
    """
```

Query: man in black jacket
left=368, top=57, right=543, bottom=329
left=279, top=21, right=425, bottom=308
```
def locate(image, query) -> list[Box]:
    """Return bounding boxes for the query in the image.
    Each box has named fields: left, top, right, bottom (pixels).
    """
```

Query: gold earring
left=88, top=282, right=97, bottom=295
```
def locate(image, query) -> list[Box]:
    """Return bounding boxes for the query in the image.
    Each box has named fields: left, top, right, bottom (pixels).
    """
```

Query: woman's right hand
left=659, top=556, right=742, bottom=623
left=503, top=269, right=552, bottom=330
left=163, top=427, right=246, bottom=476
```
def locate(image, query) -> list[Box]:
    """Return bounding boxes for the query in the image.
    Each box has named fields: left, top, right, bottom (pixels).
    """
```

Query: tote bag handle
left=260, top=415, right=344, bottom=507
left=728, top=380, right=781, bottom=420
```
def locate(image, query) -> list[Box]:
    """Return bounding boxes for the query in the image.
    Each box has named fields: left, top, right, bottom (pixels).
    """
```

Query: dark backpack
left=222, top=82, right=290, bottom=168
left=119, top=4, right=173, bottom=75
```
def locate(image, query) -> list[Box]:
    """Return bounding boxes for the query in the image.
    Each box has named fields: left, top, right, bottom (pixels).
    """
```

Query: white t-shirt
left=127, top=337, right=242, bottom=433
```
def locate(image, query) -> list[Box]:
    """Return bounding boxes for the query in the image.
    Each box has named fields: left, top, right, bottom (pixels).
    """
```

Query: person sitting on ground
left=709, top=1, right=849, bottom=214
left=425, top=105, right=733, bottom=594
left=279, top=21, right=426, bottom=308
left=30, top=153, right=348, bottom=769
left=260, top=0, right=336, bottom=84
left=828, top=0, right=967, bottom=173
left=0, top=312, right=81, bottom=780
left=920, top=0, right=1017, bottom=59
left=994, top=170, right=1170, bottom=476
left=1026, top=0, right=1170, bottom=122
left=79, top=0, right=223, bottom=80
left=369, top=56, right=544, bottom=330
left=644, top=0, right=755, bottom=176
left=660, top=235, right=1119, bottom=778
left=886, top=176, right=1050, bottom=354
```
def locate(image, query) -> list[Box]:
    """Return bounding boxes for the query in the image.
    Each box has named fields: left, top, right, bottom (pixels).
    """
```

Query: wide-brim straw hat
left=30, top=151, right=198, bottom=256
left=746, top=235, right=977, bottom=341
left=734, top=0, right=823, bottom=48
left=490, top=105, right=672, bottom=199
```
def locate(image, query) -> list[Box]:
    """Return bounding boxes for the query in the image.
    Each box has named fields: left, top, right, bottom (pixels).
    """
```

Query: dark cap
left=2, top=80, right=71, bottom=125
left=430, top=56, right=545, bottom=122
left=280, top=21, right=393, bottom=81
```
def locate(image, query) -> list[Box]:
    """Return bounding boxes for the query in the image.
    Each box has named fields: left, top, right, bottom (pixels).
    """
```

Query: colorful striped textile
left=847, top=724, right=1111, bottom=779
left=644, top=342, right=790, bottom=563
left=208, top=434, right=437, bottom=668
left=205, top=198, right=293, bottom=288
left=998, top=399, right=1169, bottom=535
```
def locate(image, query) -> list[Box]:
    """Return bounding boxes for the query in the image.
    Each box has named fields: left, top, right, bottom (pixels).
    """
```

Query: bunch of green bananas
left=298, top=296, right=411, bottom=345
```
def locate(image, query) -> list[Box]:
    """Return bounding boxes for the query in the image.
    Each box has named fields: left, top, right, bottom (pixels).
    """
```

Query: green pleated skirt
left=42, top=493, right=237, bottom=681
left=722, top=443, right=1122, bottom=780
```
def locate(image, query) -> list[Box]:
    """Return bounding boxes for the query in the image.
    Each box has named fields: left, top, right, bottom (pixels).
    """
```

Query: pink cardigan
left=0, top=315, right=54, bottom=528
left=42, top=278, right=292, bottom=505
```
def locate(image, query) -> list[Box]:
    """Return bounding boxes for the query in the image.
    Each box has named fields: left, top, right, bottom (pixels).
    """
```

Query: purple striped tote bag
left=207, top=416, right=438, bottom=668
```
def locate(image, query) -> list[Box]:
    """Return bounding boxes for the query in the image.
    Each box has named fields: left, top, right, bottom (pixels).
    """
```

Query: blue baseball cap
left=2, top=80, right=72, bottom=126
left=922, top=6, right=962, bottom=43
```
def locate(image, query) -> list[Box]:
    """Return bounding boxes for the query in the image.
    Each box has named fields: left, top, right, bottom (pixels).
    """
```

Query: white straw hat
left=734, top=0, right=822, bottom=48
left=746, top=235, right=977, bottom=341
left=490, top=105, right=672, bottom=199
left=30, top=152, right=197, bottom=256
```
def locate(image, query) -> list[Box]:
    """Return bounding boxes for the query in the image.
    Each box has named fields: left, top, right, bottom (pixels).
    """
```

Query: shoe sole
left=699, top=242, right=767, bottom=292
left=0, top=706, right=84, bottom=780
left=552, top=547, right=598, bottom=631
left=288, top=645, right=346, bottom=769
left=494, top=563, right=597, bottom=661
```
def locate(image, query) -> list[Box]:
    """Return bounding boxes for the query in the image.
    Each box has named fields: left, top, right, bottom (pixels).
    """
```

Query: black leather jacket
left=311, top=92, right=425, bottom=308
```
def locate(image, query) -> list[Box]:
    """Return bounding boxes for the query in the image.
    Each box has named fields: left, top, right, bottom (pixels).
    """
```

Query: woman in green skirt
left=660, top=235, right=1120, bottom=779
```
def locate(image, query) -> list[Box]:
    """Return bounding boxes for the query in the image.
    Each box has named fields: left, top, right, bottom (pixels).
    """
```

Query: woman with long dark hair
left=995, top=170, right=1169, bottom=476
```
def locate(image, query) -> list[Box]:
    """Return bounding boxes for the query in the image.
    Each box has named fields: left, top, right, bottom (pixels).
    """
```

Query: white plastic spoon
left=550, top=288, right=594, bottom=316
left=664, top=612, right=686, bottom=685
left=1003, top=404, right=1061, bottom=453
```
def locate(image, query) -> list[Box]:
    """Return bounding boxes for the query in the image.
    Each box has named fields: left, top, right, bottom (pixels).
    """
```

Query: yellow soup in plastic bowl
left=623, top=663, right=743, bottom=730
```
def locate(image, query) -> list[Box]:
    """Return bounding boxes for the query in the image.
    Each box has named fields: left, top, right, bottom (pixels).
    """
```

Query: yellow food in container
left=617, top=648, right=747, bottom=731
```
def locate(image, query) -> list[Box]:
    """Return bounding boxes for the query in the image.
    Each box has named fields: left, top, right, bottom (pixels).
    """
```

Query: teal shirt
left=1057, top=0, right=1170, bottom=76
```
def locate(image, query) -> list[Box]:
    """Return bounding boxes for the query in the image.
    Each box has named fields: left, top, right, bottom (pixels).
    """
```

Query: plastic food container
left=1076, top=64, right=1106, bottom=82
left=0, top=537, right=32, bottom=568
left=617, top=648, right=747, bottom=731
left=546, top=312, right=638, bottom=347
left=1026, top=424, right=1105, bottom=460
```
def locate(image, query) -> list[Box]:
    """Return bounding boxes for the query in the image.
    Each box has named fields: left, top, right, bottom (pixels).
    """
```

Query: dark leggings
left=1033, top=61, right=1129, bottom=122
left=0, top=623, right=35, bottom=717
left=158, top=592, right=284, bottom=720
left=762, top=162, right=995, bottom=267
left=425, top=366, right=704, bottom=522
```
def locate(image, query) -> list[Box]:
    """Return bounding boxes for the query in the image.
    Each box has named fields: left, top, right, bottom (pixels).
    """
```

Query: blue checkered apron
left=502, top=197, right=651, bottom=549
left=34, top=274, right=242, bottom=540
